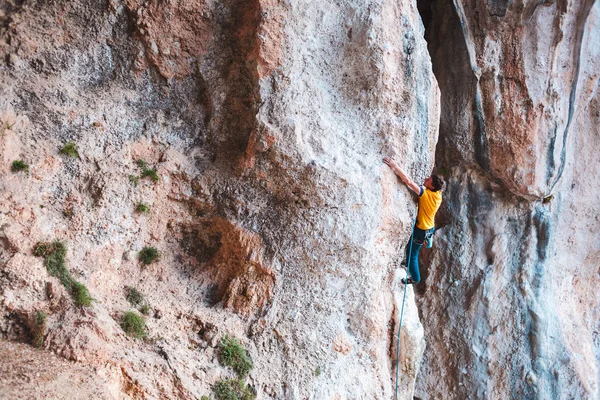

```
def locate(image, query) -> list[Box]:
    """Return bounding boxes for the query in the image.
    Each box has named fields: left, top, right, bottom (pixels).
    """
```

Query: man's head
left=424, top=174, right=444, bottom=192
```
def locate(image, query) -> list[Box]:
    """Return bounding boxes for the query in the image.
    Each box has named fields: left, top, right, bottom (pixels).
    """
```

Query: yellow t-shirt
left=416, top=187, right=442, bottom=230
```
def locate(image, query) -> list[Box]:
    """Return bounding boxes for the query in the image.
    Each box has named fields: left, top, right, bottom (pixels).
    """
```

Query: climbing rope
left=395, top=218, right=416, bottom=400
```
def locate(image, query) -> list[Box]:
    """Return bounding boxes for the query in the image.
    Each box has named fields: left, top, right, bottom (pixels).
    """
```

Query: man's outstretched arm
left=383, top=157, right=421, bottom=195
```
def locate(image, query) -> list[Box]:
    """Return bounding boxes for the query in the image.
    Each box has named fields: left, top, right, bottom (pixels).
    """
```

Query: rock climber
left=383, top=157, right=444, bottom=285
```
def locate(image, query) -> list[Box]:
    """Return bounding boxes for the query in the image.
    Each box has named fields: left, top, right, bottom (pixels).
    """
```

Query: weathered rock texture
left=416, top=0, right=600, bottom=399
left=4, top=0, right=597, bottom=398
left=1, top=0, right=438, bottom=398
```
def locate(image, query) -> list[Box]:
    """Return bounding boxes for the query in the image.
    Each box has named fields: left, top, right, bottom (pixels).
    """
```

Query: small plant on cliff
left=11, top=160, right=29, bottom=172
left=135, top=202, right=150, bottom=213
left=140, top=303, right=151, bottom=315
left=121, top=311, right=148, bottom=339
left=218, top=336, right=253, bottom=378
left=33, top=310, right=47, bottom=349
left=60, top=142, right=79, bottom=158
left=72, top=282, right=92, bottom=307
left=129, top=175, right=140, bottom=187
left=33, top=241, right=92, bottom=307
left=136, top=159, right=159, bottom=182
left=139, top=246, right=159, bottom=266
left=126, top=286, right=145, bottom=306
left=213, top=379, right=256, bottom=400
left=34, top=241, right=71, bottom=287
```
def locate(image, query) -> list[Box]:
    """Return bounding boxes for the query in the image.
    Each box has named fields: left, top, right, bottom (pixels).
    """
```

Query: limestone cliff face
left=0, top=0, right=437, bottom=398
left=416, top=0, right=600, bottom=399
left=3, top=0, right=597, bottom=399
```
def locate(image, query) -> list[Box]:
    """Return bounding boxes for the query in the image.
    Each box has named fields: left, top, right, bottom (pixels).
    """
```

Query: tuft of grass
left=11, top=160, right=29, bottom=172
left=33, top=241, right=92, bottom=307
left=72, top=282, right=92, bottom=307
left=135, top=202, right=150, bottom=213
left=213, top=379, right=256, bottom=400
left=136, top=159, right=159, bottom=182
left=218, top=336, right=253, bottom=378
left=139, top=246, right=159, bottom=266
left=121, top=311, right=148, bottom=339
left=34, top=310, right=47, bottom=349
left=126, top=286, right=144, bottom=307
left=60, top=142, right=79, bottom=158
left=140, top=303, right=151, bottom=316
left=129, top=175, right=140, bottom=187
left=34, top=241, right=72, bottom=288
left=201, top=396, right=210, bottom=400
left=314, top=366, right=321, bottom=377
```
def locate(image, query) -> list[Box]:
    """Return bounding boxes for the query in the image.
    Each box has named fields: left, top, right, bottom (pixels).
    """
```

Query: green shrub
left=121, top=311, right=147, bottom=339
left=11, top=160, right=29, bottom=172
left=213, top=379, right=256, bottom=400
left=219, top=336, right=253, bottom=378
left=136, top=202, right=150, bottom=213
left=126, top=286, right=144, bottom=306
left=139, top=246, right=159, bottom=266
left=60, top=142, right=79, bottom=158
left=72, top=282, right=92, bottom=307
left=314, top=366, right=321, bottom=377
left=33, top=241, right=92, bottom=307
left=136, top=159, right=159, bottom=182
left=201, top=396, right=210, bottom=400
left=33, top=310, right=47, bottom=348
left=140, top=304, right=151, bottom=316
left=129, top=175, right=140, bottom=187
left=34, top=241, right=73, bottom=288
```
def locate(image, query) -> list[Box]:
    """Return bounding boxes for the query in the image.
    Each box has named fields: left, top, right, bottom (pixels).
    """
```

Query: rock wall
left=0, top=0, right=439, bottom=398
left=416, top=0, right=600, bottom=398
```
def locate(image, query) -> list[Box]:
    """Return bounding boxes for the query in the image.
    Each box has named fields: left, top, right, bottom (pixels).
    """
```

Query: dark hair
left=431, top=174, right=444, bottom=192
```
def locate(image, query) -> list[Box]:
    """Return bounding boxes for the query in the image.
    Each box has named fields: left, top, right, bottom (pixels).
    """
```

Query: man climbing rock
left=383, top=157, right=444, bottom=285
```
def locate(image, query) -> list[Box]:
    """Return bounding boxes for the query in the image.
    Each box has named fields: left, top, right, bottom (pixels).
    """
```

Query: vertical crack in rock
left=546, top=0, right=595, bottom=192
left=527, top=205, right=553, bottom=398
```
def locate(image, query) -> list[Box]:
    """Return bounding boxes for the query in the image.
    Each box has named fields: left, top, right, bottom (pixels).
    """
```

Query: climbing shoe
left=401, top=277, right=416, bottom=285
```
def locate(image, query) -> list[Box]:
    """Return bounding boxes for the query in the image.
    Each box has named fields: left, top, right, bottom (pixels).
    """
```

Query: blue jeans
left=405, top=226, right=433, bottom=283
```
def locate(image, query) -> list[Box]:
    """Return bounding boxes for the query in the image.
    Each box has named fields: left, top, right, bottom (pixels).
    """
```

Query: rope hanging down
left=394, top=219, right=416, bottom=400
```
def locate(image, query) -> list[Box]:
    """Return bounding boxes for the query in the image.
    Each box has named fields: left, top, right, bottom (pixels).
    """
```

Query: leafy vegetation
left=126, top=286, right=144, bottom=306
left=140, top=304, right=151, bottom=315
left=129, top=175, right=140, bottom=187
left=33, top=310, right=47, bottom=348
left=60, top=142, right=79, bottom=158
left=72, top=282, right=92, bottom=307
left=33, top=241, right=92, bottom=307
left=213, top=379, right=256, bottom=400
left=11, top=160, right=29, bottom=172
left=121, top=311, right=148, bottom=339
left=219, top=336, right=253, bottom=378
left=208, top=336, right=255, bottom=400
left=136, top=159, right=159, bottom=182
left=136, top=202, right=150, bottom=213
left=139, top=246, right=159, bottom=266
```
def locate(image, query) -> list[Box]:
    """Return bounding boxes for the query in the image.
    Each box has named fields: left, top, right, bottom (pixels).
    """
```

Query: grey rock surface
left=0, top=0, right=436, bottom=398
left=416, top=1, right=600, bottom=399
